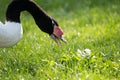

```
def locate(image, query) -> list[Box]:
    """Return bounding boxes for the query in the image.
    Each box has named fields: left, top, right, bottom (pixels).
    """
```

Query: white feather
left=0, top=21, right=23, bottom=48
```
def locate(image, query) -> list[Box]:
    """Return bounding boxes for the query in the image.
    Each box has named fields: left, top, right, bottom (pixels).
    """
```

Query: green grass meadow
left=0, top=0, right=120, bottom=80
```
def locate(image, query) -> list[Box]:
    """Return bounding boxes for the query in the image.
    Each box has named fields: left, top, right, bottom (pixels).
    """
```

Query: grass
left=0, top=0, right=120, bottom=80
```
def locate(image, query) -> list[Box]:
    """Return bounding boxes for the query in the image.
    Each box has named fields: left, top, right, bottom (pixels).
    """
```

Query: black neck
left=6, top=0, right=57, bottom=35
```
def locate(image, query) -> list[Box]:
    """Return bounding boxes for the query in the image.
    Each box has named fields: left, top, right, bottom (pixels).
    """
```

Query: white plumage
left=0, top=21, right=23, bottom=48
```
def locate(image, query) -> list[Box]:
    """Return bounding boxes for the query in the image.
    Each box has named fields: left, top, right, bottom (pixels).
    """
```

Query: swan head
left=50, top=19, right=67, bottom=46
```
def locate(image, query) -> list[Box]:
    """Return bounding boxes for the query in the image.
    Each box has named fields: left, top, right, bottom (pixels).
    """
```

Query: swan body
left=0, top=21, right=23, bottom=48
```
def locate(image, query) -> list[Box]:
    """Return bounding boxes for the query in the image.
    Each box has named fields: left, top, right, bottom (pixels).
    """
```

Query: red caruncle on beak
left=53, top=26, right=63, bottom=37
left=50, top=25, right=67, bottom=46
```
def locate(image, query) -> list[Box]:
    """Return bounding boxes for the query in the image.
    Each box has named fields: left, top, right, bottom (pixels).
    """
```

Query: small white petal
left=77, top=49, right=82, bottom=54
left=77, top=49, right=84, bottom=56
left=92, top=56, right=97, bottom=59
left=20, top=77, right=24, bottom=80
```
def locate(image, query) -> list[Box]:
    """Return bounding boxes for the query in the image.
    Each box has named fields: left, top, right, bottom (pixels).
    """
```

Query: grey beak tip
left=60, top=37, right=67, bottom=43
left=50, top=34, right=67, bottom=45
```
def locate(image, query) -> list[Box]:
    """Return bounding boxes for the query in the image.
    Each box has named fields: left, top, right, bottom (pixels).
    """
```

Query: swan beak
left=50, top=34, right=67, bottom=46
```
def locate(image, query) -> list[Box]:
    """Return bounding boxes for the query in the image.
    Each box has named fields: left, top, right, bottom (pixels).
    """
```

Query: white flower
left=77, top=48, right=91, bottom=57
left=84, top=48, right=91, bottom=56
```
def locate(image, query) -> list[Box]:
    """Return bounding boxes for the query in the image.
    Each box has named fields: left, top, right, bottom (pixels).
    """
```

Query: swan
left=0, top=0, right=66, bottom=48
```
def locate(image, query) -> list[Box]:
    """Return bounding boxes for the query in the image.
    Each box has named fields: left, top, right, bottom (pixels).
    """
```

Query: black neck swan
left=0, top=0, right=66, bottom=48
